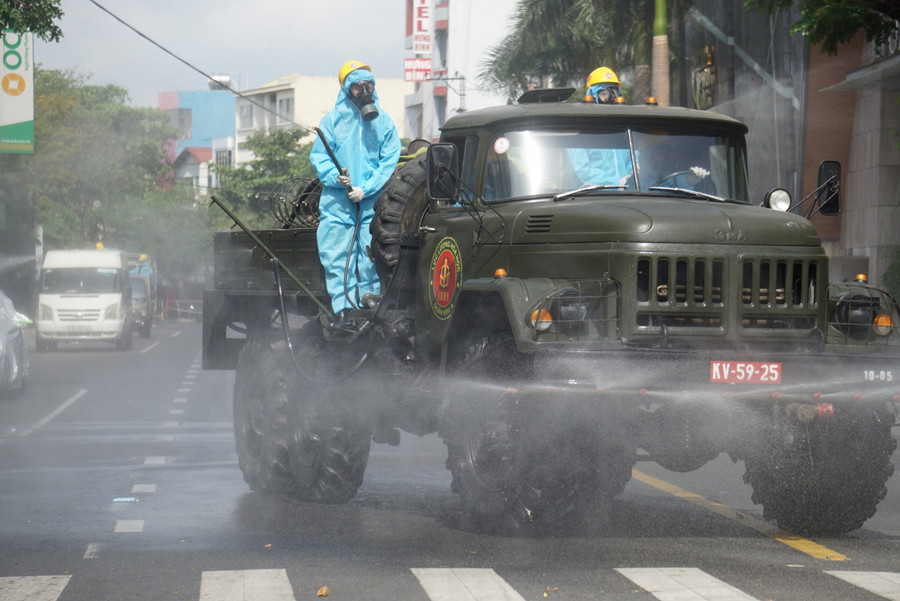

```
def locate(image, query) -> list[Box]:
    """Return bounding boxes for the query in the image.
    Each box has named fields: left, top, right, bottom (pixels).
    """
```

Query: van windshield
left=41, top=267, right=121, bottom=294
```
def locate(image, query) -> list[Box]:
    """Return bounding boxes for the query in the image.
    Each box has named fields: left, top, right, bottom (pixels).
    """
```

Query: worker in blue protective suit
left=310, top=60, right=401, bottom=326
left=568, top=67, right=634, bottom=188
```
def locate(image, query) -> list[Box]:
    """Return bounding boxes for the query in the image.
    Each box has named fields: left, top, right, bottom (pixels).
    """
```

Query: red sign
left=429, top=237, right=462, bottom=320
left=413, top=0, right=432, bottom=55
left=404, top=57, right=432, bottom=82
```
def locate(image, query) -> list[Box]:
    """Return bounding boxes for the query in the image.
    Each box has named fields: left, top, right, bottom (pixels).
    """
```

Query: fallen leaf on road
left=317, top=585, right=330, bottom=597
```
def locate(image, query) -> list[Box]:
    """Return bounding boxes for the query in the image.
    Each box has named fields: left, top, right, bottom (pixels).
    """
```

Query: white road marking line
left=18, top=389, right=87, bottom=437
left=411, top=568, right=526, bottom=601
left=177, top=388, right=191, bottom=393
left=200, top=569, right=296, bottom=601
left=155, top=434, right=175, bottom=442
left=162, top=421, right=180, bottom=427
left=0, top=575, right=72, bottom=600
left=826, top=571, right=900, bottom=600
left=132, top=484, right=157, bottom=493
left=169, top=409, right=184, bottom=415
left=139, top=341, right=160, bottom=354
left=173, top=398, right=188, bottom=403
left=114, top=520, right=144, bottom=533
left=615, top=568, right=759, bottom=601
left=83, top=543, right=101, bottom=559
left=144, top=456, right=167, bottom=465
left=170, top=331, right=181, bottom=338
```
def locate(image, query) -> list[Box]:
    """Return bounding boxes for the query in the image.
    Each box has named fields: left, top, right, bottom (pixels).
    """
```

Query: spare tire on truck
left=370, top=154, right=429, bottom=285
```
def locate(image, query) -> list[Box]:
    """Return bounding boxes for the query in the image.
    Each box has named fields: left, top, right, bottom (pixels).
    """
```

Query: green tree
left=1, top=0, right=64, bottom=41
left=479, top=0, right=692, bottom=103
left=103, top=187, right=219, bottom=274
left=746, top=0, right=899, bottom=55
left=214, top=128, right=316, bottom=228
left=0, top=67, right=176, bottom=249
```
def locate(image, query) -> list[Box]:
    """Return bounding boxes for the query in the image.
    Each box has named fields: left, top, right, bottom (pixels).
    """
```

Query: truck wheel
left=286, top=324, right=371, bottom=503
left=743, top=405, right=896, bottom=535
left=370, top=154, right=428, bottom=285
left=441, top=334, right=577, bottom=534
left=233, top=338, right=297, bottom=496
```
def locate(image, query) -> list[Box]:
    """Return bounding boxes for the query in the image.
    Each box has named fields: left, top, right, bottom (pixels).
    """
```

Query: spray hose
left=314, top=127, right=365, bottom=312
left=207, top=195, right=335, bottom=320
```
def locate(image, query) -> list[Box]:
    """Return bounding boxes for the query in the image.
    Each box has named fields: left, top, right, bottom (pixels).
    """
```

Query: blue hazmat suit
left=310, top=69, right=401, bottom=314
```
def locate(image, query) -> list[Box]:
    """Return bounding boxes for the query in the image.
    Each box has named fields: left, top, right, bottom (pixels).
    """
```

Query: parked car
left=0, top=289, right=30, bottom=396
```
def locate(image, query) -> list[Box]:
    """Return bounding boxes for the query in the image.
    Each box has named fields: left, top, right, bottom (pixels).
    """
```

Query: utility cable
left=88, top=0, right=309, bottom=130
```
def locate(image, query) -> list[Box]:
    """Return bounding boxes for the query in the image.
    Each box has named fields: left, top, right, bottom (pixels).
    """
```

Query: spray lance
left=314, top=126, right=363, bottom=311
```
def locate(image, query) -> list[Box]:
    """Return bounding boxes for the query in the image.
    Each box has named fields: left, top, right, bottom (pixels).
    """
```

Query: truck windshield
left=481, top=127, right=750, bottom=202
left=41, top=267, right=121, bottom=294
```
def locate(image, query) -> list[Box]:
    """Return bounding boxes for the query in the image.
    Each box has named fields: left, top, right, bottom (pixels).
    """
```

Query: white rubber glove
left=337, top=174, right=352, bottom=187
left=348, top=186, right=364, bottom=203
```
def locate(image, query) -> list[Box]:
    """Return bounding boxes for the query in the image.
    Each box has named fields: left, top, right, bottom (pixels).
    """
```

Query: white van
left=36, top=249, right=134, bottom=351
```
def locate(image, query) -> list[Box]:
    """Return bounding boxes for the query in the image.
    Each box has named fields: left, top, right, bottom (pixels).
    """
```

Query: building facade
left=233, top=73, right=412, bottom=166
left=403, top=0, right=518, bottom=142
left=158, top=88, right=236, bottom=160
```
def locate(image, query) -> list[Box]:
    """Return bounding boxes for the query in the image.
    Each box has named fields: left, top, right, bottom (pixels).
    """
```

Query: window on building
left=277, top=97, right=294, bottom=124
left=239, top=104, right=253, bottom=129
left=216, top=150, right=233, bottom=167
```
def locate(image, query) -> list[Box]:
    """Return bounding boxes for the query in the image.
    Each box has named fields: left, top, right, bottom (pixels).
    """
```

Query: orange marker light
left=494, top=268, right=508, bottom=278
left=531, top=308, right=553, bottom=331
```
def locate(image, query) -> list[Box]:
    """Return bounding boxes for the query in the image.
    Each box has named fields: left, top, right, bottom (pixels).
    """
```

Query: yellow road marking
left=631, top=468, right=848, bottom=561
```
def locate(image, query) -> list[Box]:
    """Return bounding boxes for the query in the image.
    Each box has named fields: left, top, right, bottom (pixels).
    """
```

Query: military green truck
left=203, top=90, right=899, bottom=536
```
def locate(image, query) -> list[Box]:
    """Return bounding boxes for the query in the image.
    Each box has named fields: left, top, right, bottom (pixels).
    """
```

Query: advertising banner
left=404, top=57, right=433, bottom=82
left=412, top=0, right=431, bottom=55
left=0, top=29, right=35, bottom=155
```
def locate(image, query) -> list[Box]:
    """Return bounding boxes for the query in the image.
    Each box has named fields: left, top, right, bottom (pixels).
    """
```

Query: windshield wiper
left=647, top=186, right=726, bottom=202
left=553, top=183, right=626, bottom=202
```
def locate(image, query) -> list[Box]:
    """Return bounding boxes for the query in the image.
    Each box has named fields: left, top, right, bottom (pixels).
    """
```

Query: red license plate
left=710, top=361, right=781, bottom=384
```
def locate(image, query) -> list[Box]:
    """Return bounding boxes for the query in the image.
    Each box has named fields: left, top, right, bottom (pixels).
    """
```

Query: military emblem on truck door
left=429, top=237, right=462, bottom=320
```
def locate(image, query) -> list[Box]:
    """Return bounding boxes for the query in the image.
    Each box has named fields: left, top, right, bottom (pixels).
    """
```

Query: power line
left=88, top=0, right=309, bottom=130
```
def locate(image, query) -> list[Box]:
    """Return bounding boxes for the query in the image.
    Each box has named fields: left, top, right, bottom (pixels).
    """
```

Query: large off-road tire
left=743, top=405, right=896, bottom=536
left=233, top=338, right=297, bottom=496
left=285, top=325, right=371, bottom=503
left=370, top=155, right=429, bottom=285
left=441, top=333, right=625, bottom=535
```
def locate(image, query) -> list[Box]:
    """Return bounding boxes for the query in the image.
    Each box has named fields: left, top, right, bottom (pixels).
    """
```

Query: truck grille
left=57, top=309, right=101, bottom=322
left=635, top=255, right=819, bottom=332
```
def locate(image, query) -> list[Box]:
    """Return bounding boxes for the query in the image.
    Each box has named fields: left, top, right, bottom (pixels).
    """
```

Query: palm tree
left=479, top=0, right=694, bottom=104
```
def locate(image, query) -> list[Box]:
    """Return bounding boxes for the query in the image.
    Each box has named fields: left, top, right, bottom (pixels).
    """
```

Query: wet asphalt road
left=1, top=320, right=899, bottom=601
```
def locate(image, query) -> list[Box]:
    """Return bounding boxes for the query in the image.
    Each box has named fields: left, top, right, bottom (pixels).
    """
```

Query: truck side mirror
left=816, top=160, right=841, bottom=216
left=426, top=143, right=459, bottom=202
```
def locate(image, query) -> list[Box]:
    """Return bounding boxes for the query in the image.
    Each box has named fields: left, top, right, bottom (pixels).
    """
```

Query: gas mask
left=349, top=80, right=378, bottom=121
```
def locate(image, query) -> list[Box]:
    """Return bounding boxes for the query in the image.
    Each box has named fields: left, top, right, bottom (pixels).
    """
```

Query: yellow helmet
left=586, top=67, right=620, bottom=89
left=339, top=60, right=371, bottom=87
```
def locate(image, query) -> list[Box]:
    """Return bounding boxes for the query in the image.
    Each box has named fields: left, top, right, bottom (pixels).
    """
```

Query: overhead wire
left=87, top=0, right=309, bottom=131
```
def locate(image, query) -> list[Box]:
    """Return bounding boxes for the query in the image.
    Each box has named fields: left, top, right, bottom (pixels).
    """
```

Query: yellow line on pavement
left=631, top=468, right=848, bottom=561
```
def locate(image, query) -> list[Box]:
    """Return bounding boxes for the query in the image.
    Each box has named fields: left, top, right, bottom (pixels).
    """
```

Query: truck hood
left=506, top=196, right=822, bottom=246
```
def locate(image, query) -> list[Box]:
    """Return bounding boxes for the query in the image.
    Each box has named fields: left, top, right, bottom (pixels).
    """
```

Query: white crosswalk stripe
left=411, top=567, right=527, bottom=601
left=199, top=569, right=296, bottom=601
left=615, top=567, right=759, bottom=601
left=825, top=571, right=900, bottom=601
left=5, top=567, right=900, bottom=600
left=0, top=575, right=71, bottom=601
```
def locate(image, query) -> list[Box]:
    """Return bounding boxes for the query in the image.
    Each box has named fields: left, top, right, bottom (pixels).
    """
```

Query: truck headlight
left=105, top=304, right=119, bottom=320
